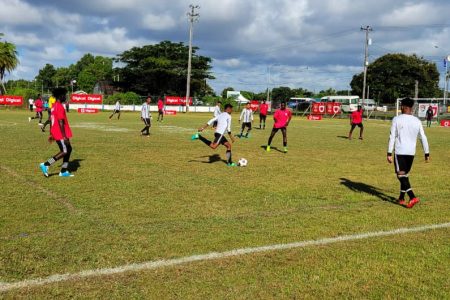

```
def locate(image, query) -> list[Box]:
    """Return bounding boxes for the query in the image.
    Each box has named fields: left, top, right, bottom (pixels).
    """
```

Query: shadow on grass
left=49, top=158, right=84, bottom=177
left=337, top=135, right=350, bottom=139
left=189, top=154, right=227, bottom=164
left=259, top=145, right=284, bottom=153
left=339, top=178, right=400, bottom=206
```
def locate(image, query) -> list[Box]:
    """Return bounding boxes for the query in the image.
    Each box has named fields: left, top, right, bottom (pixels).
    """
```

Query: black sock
left=198, top=135, right=211, bottom=146
left=407, top=189, right=416, bottom=200
left=399, top=191, right=406, bottom=200
left=226, top=150, right=232, bottom=163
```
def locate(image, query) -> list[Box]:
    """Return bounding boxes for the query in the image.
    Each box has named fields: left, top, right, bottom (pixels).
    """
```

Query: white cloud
left=380, top=3, right=445, bottom=27
left=0, top=0, right=42, bottom=25
left=142, top=13, right=177, bottom=31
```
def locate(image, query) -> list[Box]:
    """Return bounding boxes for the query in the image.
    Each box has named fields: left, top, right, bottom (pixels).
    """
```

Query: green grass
left=1, top=110, right=449, bottom=299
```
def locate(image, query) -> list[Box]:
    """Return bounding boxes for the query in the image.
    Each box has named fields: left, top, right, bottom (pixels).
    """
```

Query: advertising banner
left=250, top=100, right=260, bottom=112
left=165, top=96, right=193, bottom=106
left=77, top=108, right=99, bottom=114
left=0, top=95, right=23, bottom=106
left=326, top=102, right=342, bottom=115
left=71, top=94, right=103, bottom=104
left=441, top=120, right=450, bottom=127
left=164, top=110, right=177, bottom=115
left=312, top=102, right=326, bottom=115
left=307, top=115, right=323, bottom=121
left=418, top=103, right=438, bottom=118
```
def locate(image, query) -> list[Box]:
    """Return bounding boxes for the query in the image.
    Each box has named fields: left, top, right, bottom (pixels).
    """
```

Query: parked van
left=361, top=99, right=376, bottom=111
left=320, top=96, right=360, bottom=112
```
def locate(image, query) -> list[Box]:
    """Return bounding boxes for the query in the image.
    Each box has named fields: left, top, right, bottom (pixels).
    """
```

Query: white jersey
left=208, top=112, right=231, bottom=135
left=388, top=114, right=429, bottom=156
left=213, top=105, right=221, bottom=118
left=239, top=108, right=254, bottom=123
left=28, top=98, right=34, bottom=105
left=141, top=103, right=151, bottom=119
left=114, top=101, right=121, bottom=111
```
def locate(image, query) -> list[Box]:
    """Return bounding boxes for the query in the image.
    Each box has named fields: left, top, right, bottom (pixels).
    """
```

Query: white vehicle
left=321, top=96, right=360, bottom=112
left=361, top=99, right=376, bottom=111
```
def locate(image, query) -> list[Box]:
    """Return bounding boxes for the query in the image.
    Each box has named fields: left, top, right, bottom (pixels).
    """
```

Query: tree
left=221, top=87, right=234, bottom=99
left=350, top=53, right=441, bottom=103
left=116, top=41, right=214, bottom=96
left=35, top=64, right=56, bottom=92
left=271, top=86, right=293, bottom=103
left=0, top=35, right=19, bottom=94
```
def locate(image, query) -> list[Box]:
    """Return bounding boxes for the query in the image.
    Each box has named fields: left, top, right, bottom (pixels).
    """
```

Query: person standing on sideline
left=266, top=101, right=292, bottom=153
left=348, top=105, right=364, bottom=140
left=157, top=97, right=164, bottom=122
left=191, top=104, right=236, bottom=166
left=28, top=97, right=34, bottom=112
left=39, top=88, right=74, bottom=177
left=28, top=94, right=43, bottom=125
left=41, top=96, right=56, bottom=132
left=426, top=106, right=434, bottom=128
left=109, top=100, right=121, bottom=120
left=212, top=101, right=222, bottom=128
left=238, top=102, right=254, bottom=138
left=140, top=97, right=152, bottom=137
left=387, top=97, right=430, bottom=208
left=259, top=100, right=269, bottom=129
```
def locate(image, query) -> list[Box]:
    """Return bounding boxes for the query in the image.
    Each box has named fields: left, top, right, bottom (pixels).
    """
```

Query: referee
left=387, top=97, right=430, bottom=208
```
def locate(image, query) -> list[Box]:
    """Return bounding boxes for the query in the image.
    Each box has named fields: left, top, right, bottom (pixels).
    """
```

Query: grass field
left=1, top=109, right=449, bottom=299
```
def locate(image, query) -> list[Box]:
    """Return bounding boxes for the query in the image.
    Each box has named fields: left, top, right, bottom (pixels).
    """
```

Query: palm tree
left=0, top=34, right=19, bottom=94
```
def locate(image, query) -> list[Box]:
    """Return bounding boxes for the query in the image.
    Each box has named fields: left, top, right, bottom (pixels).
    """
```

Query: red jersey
left=260, top=103, right=269, bottom=115
left=51, top=102, right=72, bottom=140
left=158, top=99, right=164, bottom=110
left=351, top=110, right=363, bottom=124
left=273, top=108, right=292, bottom=128
left=35, top=98, right=44, bottom=112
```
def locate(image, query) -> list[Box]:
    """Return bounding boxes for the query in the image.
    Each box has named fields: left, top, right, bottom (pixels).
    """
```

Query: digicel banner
left=0, top=95, right=23, bottom=106
left=78, top=108, right=99, bottom=114
left=441, top=120, right=450, bottom=127
left=312, top=102, right=326, bottom=115
left=250, top=100, right=260, bottom=112
left=70, top=94, right=103, bottom=104
left=165, top=96, right=193, bottom=106
left=326, top=102, right=342, bottom=115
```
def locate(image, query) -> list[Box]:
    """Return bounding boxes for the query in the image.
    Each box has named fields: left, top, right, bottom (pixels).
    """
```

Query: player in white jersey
left=387, top=98, right=430, bottom=208
left=191, top=104, right=236, bottom=166
left=140, top=97, right=152, bottom=137
left=109, top=101, right=121, bottom=120
left=238, top=102, right=254, bottom=138
left=212, top=101, right=222, bottom=128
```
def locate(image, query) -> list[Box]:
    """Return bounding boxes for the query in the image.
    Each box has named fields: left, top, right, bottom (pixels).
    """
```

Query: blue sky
left=1, top=0, right=450, bottom=94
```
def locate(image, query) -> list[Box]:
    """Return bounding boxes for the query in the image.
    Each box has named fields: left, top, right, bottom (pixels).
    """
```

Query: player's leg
left=262, top=115, right=266, bottom=129
left=359, top=123, right=364, bottom=139
left=348, top=124, right=356, bottom=139
left=42, top=110, right=51, bottom=131
left=117, top=111, right=121, bottom=120
left=141, top=118, right=149, bottom=135
left=395, top=155, right=416, bottom=206
left=245, top=123, right=252, bottom=137
left=160, top=111, right=164, bottom=121
left=266, top=128, right=278, bottom=151
left=239, top=122, right=245, bottom=137
left=223, top=141, right=234, bottom=166
left=281, top=127, right=287, bottom=152
left=59, top=140, right=73, bottom=176
left=40, top=140, right=67, bottom=177
left=38, top=112, right=43, bottom=124
left=259, top=114, right=263, bottom=129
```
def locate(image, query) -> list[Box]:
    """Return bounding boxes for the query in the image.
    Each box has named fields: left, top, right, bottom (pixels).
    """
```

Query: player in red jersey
left=259, top=100, right=269, bottom=129
left=39, top=88, right=74, bottom=177
left=28, top=94, right=44, bottom=125
left=348, top=105, right=364, bottom=140
left=157, top=97, right=164, bottom=122
left=266, top=101, right=292, bottom=153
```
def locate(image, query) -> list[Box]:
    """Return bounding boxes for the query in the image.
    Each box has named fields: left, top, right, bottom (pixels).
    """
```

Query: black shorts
left=213, top=133, right=228, bottom=145
left=272, top=127, right=287, bottom=133
left=56, top=140, right=70, bottom=153
left=242, top=122, right=252, bottom=129
left=36, top=111, right=43, bottom=118
left=351, top=123, right=363, bottom=129
left=113, top=110, right=120, bottom=114
left=158, top=109, right=163, bottom=115
left=260, top=114, right=267, bottom=121
left=143, top=118, right=151, bottom=126
left=394, top=155, right=414, bottom=174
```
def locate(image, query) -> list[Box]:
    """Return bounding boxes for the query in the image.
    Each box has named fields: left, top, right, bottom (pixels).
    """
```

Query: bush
left=105, top=92, right=141, bottom=105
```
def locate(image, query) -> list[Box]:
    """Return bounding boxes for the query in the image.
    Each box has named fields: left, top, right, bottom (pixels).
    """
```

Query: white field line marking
left=1, top=222, right=449, bottom=292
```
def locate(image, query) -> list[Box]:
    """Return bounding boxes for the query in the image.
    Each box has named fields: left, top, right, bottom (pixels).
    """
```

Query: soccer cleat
left=39, top=163, right=49, bottom=177
left=38, top=123, right=43, bottom=126
left=284, top=147, right=288, bottom=153
left=28, top=117, right=31, bottom=122
left=397, top=199, right=406, bottom=206
left=406, top=198, right=420, bottom=208
left=359, top=137, right=364, bottom=140
left=266, top=145, right=271, bottom=152
left=191, top=133, right=199, bottom=140
left=227, top=162, right=237, bottom=167
left=59, top=171, right=74, bottom=177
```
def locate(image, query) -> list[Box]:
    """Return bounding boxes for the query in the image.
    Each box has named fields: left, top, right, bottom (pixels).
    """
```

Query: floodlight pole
left=185, top=4, right=200, bottom=113
left=361, top=26, right=372, bottom=106
left=444, top=56, right=449, bottom=107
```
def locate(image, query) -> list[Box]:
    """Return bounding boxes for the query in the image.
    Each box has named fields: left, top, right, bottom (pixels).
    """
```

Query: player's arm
left=418, top=122, right=430, bottom=162
left=286, top=110, right=292, bottom=127
left=199, top=117, right=216, bottom=132
left=227, top=118, right=235, bottom=143
left=239, top=110, right=244, bottom=123
left=387, top=118, right=397, bottom=163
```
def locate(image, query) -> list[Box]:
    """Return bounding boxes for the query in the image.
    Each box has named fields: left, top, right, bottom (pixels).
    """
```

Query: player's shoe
left=227, top=162, right=237, bottom=167
left=284, top=147, right=288, bottom=153
left=406, top=198, right=420, bottom=208
left=266, top=145, right=271, bottom=152
left=41, top=126, right=45, bottom=132
left=245, top=134, right=250, bottom=138
left=28, top=117, right=31, bottom=122
left=59, top=171, right=74, bottom=177
left=39, top=163, right=49, bottom=177
left=191, top=133, right=199, bottom=140
left=397, top=199, right=406, bottom=206
left=38, top=123, right=43, bottom=126
left=359, top=137, right=364, bottom=140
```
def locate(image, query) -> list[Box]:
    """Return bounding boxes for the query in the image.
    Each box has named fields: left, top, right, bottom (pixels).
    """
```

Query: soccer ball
left=238, top=158, right=248, bottom=167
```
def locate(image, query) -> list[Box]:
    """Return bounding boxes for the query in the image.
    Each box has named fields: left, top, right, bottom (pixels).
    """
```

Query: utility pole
left=361, top=26, right=372, bottom=106
left=445, top=56, right=450, bottom=107
left=185, top=4, right=200, bottom=113
left=415, top=80, right=419, bottom=99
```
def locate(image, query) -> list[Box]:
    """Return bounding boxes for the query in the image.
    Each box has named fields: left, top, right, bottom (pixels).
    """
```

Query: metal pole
left=444, top=58, right=449, bottom=107
left=361, top=26, right=372, bottom=105
left=185, top=5, right=199, bottom=113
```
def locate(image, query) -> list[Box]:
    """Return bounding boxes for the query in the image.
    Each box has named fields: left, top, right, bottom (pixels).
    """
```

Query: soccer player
left=348, top=105, right=364, bottom=140
left=157, top=97, right=164, bottom=122
left=259, top=100, right=269, bottom=129
left=266, top=101, right=292, bottom=153
left=109, top=100, right=121, bottom=120
left=41, top=95, right=56, bottom=132
left=238, top=102, right=254, bottom=138
left=191, top=104, right=236, bottom=166
left=387, top=97, right=430, bottom=208
left=212, top=101, right=222, bottom=128
left=140, top=97, right=152, bottom=136
left=39, top=88, right=74, bottom=178
left=426, top=106, right=433, bottom=128
left=28, top=97, right=34, bottom=112
left=28, top=94, right=43, bottom=125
